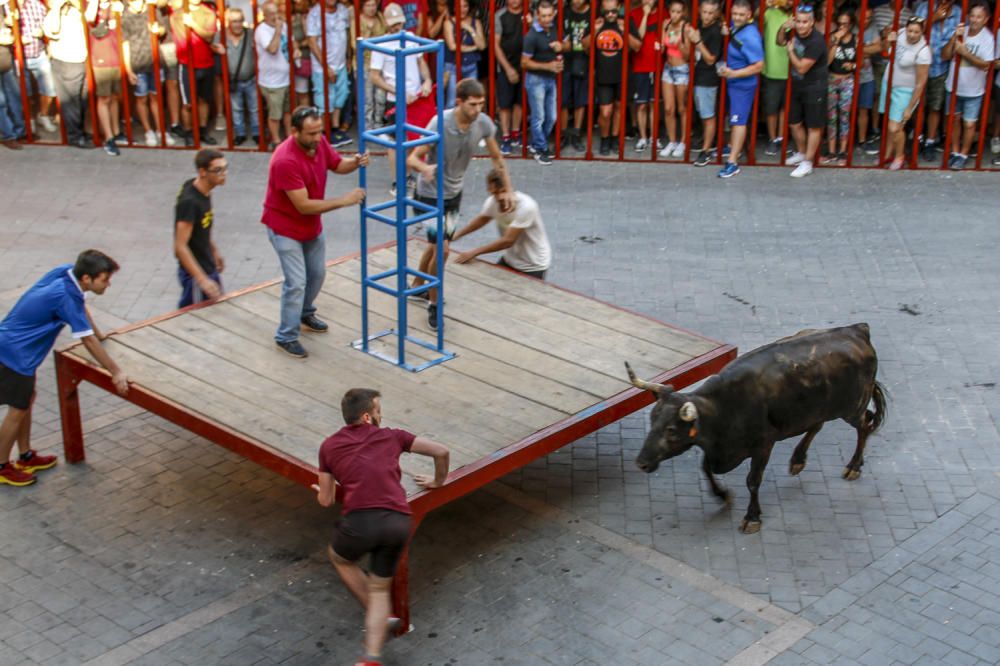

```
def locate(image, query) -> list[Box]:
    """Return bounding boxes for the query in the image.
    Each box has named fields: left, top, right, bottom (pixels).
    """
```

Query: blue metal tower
left=352, top=32, right=454, bottom=372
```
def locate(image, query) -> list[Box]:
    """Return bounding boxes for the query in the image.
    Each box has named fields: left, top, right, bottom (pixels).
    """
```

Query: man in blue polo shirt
left=0, top=250, right=129, bottom=487
left=716, top=0, right=764, bottom=178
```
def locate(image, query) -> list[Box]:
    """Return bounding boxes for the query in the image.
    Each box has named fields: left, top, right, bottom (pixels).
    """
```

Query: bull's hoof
left=842, top=467, right=861, bottom=481
left=789, top=461, right=805, bottom=476
left=739, top=519, right=762, bottom=534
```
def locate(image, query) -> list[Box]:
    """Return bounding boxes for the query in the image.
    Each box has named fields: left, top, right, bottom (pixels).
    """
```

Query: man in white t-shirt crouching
left=452, top=169, right=552, bottom=280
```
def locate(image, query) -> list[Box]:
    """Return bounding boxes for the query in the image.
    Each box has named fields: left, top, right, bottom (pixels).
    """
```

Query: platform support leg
left=55, top=354, right=85, bottom=463
left=391, top=513, right=423, bottom=634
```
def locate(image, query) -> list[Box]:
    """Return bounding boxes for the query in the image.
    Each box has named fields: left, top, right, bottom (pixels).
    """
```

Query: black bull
left=626, top=323, right=887, bottom=534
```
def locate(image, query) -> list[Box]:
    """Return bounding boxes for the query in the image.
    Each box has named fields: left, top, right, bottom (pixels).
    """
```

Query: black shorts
left=0, top=363, right=35, bottom=410
left=562, top=74, right=589, bottom=110
left=498, top=256, right=547, bottom=280
left=630, top=72, right=654, bottom=104
left=179, top=64, right=214, bottom=106
left=332, top=509, right=412, bottom=578
left=496, top=69, right=522, bottom=110
left=788, top=85, right=826, bottom=129
left=596, top=83, right=620, bottom=107
left=761, top=76, right=787, bottom=116
left=414, top=192, right=462, bottom=242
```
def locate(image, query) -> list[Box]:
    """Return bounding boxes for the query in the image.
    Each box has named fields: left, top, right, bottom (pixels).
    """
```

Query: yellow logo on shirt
left=201, top=210, right=213, bottom=229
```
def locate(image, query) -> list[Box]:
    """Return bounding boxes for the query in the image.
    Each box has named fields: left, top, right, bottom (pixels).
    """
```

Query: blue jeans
left=443, top=61, right=479, bottom=108
left=0, top=69, right=25, bottom=140
left=25, top=53, right=56, bottom=97
left=230, top=79, right=259, bottom=137
left=524, top=72, right=556, bottom=152
left=268, top=228, right=326, bottom=343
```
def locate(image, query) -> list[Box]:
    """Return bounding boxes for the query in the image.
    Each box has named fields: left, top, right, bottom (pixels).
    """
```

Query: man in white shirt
left=942, top=2, right=995, bottom=170
left=452, top=169, right=551, bottom=280
left=306, top=0, right=352, bottom=146
left=255, top=1, right=298, bottom=147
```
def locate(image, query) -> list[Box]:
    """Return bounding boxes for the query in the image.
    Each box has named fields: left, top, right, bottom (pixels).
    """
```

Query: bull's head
left=626, top=362, right=700, bottom=473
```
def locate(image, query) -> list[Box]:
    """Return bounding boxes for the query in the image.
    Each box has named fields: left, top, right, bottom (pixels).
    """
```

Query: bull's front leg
left=702, top=456, right=732, bottom=506
left=740, top=444, right=774, bottom=534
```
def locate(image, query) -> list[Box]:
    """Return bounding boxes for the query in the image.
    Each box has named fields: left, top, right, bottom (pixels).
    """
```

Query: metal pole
left=319, top=0, right=330, bottom=136
left=395, top=42, right=407, bottom=365
left=972, top=1, right=999, bottom=170
left=555, top=0, right=564, bottom=158
left=113, top=3, right=133, bottom=146
left=9, top=0, right=34, bottom=144
left=584, top=0, right=596, bottom=158
left=845, top=0, right=868, bottom=167
left=747, top=0, right=765, bottom=164
left=148, top=2, right=169, bottom=147
left=488, top=0, right=496, bottom=119
left=434, top=43, right=445, bottom=347
left=939, top=0, right=968, bottom=168
left=651, top=0, right=665, bottom=159
left=618, top=0, right=632, bottom=160
left=681, top=0, right=696, bottom=162
left=716, top=0, right=731, bottom=164
left=358, top=36, right=369, bottom=351
left=251, top=0, right=266, bottom=150
left=910, top=0, right=934, bottom=169
left=778, top=0, right=798, bottom=166
left=81, top=0, right=101, bottom=146
left=215, top=0, right=233, bottom=149
left=520, top=4, right=529, bottom=158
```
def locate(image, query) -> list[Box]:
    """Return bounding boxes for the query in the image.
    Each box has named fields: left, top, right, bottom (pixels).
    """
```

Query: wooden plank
left=397, top=242, right=720, bottom=356
left=328, top=258, right=690, bottom=381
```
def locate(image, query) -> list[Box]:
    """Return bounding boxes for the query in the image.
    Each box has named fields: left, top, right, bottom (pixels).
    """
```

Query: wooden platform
left=54, top=240, right=735, bottom=624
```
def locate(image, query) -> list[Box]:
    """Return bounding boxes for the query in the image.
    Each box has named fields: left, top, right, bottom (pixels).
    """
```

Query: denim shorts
left=133, top=71, right=157, bottom=97
left=694, top=85, right=718, bottom=119
left=661, top=63, right=689, bottom=85
left=952, top=93, right=984, bottom=122
left=856, top=80, right=875, bottom=110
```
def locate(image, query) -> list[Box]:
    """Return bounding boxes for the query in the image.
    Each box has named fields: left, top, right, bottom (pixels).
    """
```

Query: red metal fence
left=4, top=0, right=999, bottom=169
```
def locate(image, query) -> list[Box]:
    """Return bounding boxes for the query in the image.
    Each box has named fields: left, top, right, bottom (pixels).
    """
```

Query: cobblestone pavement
left=1, top=146, right=999, bottom=665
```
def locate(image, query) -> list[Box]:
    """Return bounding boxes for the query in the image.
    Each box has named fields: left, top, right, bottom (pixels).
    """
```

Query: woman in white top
left=882, top=17, right=931, bottom=170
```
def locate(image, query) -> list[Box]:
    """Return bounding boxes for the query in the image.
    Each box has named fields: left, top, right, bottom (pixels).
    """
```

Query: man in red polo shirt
left=169, top=0, right=220, bottom=145
left=313, top=388, right=449, bottom=666
left=262, top=105, right=368, bottom=358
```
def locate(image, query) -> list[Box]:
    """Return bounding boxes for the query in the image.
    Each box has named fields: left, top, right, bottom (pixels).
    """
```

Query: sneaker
left=71, top=136, right=92, bottom=149
left=527, top=145, right=539, bottom=158
left=427, top=303, right=439, bottom=330
left=764, top=138, right=781, bottom=156
left=991, top=136, right=1000, bottom=154
left=407, top=290, right=429, bottom=303
left=500, top=137, right=512, bottom=155
left=837, top=151, right=847, bottom=162
left=949, top=153, right=967, bottom=171
left=169, top=124, right=186, bottom=138
left=199, top=129, right=218, bottom=145
left=658, top=141, right=677, bottom=158
left=38, top=115, right=57, bottom=133
left=511, top=131, right=522, bottom=147
left=276, top=340, right=308, bottom=358
left=389, top=181, right=397, bottom=197
left=103, top=139, right=120, bottom=156
left=405, top=174, right=416, bottom=197
left=234, top=135, right=247, bottom=146
left=571, top=131, right=585, bottom=152
left=0, top=464, right=36, bottom=487
left=888, top=158, right=904, bottom=171
left=670, top=142, right=685, bottom=158
left=331, top=131, right=353, bottom=147
left=215, top=116, right=226, bottom=131
left=820, top=153, right=842, bottom=165
left=599, top=137, right=611, bottom=156
left=251, top=135, right=259, bottom=145
left=993, top=155, right=1000, bottom=166
left=693, top=150, right=714, bottom=167
left=534, top=149, right=553, bottom=165
left=790, top=160, right=813, bottom=178
left=14, top=450, right=57, bottom=474
left=717, top=162, right=740, bottom=178
left=300, top=315, right=329, bottom=333
left=164, top=131, right=176, bottom=147
left=786, top=151, right=806, bottom=166
left=635, top=137, right=648, bottom=152
left=144, top=130, right=158, bottom=146
left=113, top=131, right=127, bottom=144
left=919, top=140, right=937, bottom=161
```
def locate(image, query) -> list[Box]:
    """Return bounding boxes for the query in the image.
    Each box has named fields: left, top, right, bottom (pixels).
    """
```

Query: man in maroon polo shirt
left=262, top=105, right=368, bottom=358
left=313, top=388, right=449, bottom=666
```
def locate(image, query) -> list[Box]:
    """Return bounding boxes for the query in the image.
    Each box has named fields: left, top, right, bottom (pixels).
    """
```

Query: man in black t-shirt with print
left=584, top=0, right=638, bottom=155
left=686, top=0, right=724, bottom=166
left=174, top=149, right=227, bottom=308
left=777, top=6, right=827, bottom=178
left=562, top=0, right=591, bottom=152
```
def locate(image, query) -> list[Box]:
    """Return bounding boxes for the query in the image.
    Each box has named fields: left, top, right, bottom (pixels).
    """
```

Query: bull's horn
left=624, top=362, right=671, bottom=395
left=679, top=402, right=698, bottom=422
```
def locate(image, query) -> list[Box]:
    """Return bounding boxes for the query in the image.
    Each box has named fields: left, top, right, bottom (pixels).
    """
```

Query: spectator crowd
left=1, top=0, right=998, bottom=172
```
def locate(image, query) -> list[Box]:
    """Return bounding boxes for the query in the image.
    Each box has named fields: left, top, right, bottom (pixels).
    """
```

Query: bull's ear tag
left=688, top=426, right=697, bottom=438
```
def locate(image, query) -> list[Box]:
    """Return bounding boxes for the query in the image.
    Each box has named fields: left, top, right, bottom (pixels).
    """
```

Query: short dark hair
left=968, top=1, right=989, bottom=14
left=536, top=0, right=554, bottom=11
left=485, top=168, right=506, bottom=191
left=456, top=78, right=485, bottom=101
left=341, top=388, right=381, bottom=424
left=700, top=0, right=720, bottom=7
left=194, top=149, right=224, bottom=171
left=291, top=105, right=322, bottom=130
left=731, top=0, right=752, bottom=10
left=73, top=249, right=120, bottom=280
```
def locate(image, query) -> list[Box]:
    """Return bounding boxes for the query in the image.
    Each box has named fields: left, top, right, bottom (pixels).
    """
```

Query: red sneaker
left=14, top=450, right=58, bottom=474
left=0, top=464, right=37, bottom=487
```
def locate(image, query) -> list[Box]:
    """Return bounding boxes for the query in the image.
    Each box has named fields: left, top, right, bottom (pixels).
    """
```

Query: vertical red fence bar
left=845, top=0, right=867, bottom=167
left=939, top=0, right=967, bottom=168
left=488, top=0, right=496, bottom=120
left=778, top=0, right=797, bottom=165
left=319, top=0, right=330, bottom=137
left=81, top=0, right=101, bottom=146
left=148, top=2, right=169, bottom=147
left=910, top=0, right=934, bottom=169
left=182, top=0, right=202, bottom=148
left=113, top=4, right=134, bottom=146
left=972, top=1, right=999, bottom=170
left=9, top=0, right=34, bottom=144
left=650, top=0, right=665, bottom=159
left=251, top=0, right=266, bottom=151
left=681, top=0, right=695, bottom=161
left=215, top=0, right=233, bottom=149
left=747, top=0, right=766, bottom=164
left=819, top=0, right=831, bottom=167
left=520, top=2, right=529, bottom=158
left=715, top=0, right=731, bottom=164
left=555, top=0, right=564, bottom=158
left=877, top=0, right=903, bottom=165
left=618, top=0, right=632, bottom=159
left=583, top=0, right=596, bottom=158
left=453, top=0, right=460, bottom=101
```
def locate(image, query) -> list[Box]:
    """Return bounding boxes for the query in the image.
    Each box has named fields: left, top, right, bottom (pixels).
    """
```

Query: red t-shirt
left=261, top=136, right=343, bottom=242
left=318, top=423, right=416, bottom=515
left=629, top=8, right=661, bottom=73
left=171, top=6, right=216, bottom=69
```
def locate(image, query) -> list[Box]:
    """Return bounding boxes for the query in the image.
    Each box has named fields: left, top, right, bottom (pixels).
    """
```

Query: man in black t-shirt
left=561, top=0, right=591, bottom=152
left=584, top=0, right=637, bottom=155
left=521, top=0, right=564, bottom=165
left=777, top=6, right=828, bottom=177
left=686, top=0, right=723, bottom=166
left=174, top=149, right=227, bottom=308
left=494, top=0, right=526, bottom=154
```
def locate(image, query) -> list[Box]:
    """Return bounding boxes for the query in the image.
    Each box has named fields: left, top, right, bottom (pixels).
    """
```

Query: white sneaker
left=671, top=142, right=685, bottom=158
left=635, top=138, right=648, bottom=152
left=215, top=116, right=226, bottom=131
left=790, top=161, right=813, bottom=178
left=787, top=152, right=806, bottom=166
left=991, top=136, right=1000, bottom=154
left=164, top=131, right=177, bottom=146
left=659, top=141, right=678, bottom=157
left=144, top=130, right=158, bottom=146
left=38, top=115, right=57, bottom=133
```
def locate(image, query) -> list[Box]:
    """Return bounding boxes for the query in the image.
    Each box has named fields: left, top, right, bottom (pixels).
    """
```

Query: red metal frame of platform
left=53, top=243, right=737, bottom=627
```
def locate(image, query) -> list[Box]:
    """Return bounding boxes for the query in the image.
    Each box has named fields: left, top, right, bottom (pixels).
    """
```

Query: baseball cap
left=384, top=3, right=406, bottom=25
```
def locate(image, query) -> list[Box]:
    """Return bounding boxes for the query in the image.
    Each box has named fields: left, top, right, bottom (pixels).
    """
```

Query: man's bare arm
left=80, top=335, right=128, bottom=395
left=410, top=437, right=449, bottom=488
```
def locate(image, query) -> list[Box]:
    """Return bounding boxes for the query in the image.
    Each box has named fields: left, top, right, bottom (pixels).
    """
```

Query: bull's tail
left=868, top=381, right=888, bottom=434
